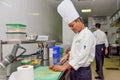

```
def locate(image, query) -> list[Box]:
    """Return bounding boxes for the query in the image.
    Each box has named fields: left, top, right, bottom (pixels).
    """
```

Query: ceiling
left=46, top=0, right=120, bottom=21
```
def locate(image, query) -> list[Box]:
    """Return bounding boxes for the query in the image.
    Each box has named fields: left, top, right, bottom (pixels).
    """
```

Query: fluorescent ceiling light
left=29, top=13, right=40, bottom=16
left=92, top=0, right=96, bottom=1
left=78, top=0, right=95, bottom=1
left=81, top=9, right=91, bottom=13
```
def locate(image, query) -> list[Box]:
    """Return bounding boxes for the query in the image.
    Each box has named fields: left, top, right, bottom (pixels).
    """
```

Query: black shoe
left=105, top=56, right=110, bottom=58
left=95, top=70, right=98, bottom=74
left=95, top=70, right=98, bottom=72
left=95, top=76, right=104, bottom=80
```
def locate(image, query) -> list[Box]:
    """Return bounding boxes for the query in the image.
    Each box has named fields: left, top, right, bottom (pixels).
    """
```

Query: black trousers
left=70, top=66, right=91, bottom=80
left=95, top=44, right=105, bottom=78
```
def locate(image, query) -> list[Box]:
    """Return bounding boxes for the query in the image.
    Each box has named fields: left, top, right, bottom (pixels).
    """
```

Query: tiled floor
left=0, top=56, right=120, bottom=80
left=92, top=56, right=120, bottom=80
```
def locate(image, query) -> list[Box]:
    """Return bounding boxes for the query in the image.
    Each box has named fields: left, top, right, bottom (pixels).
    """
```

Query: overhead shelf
left=0, top=40, right=56, bottom=61
left=1, top=40, right=56, bottom=44
left=110, top=8, right=120, bottom=27
left=110, top=18, right=120, bottom=27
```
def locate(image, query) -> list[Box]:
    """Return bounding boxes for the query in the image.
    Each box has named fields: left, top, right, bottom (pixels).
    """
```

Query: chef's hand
left=60, top=53, right=69, bottom=64
left=60, top=48, right=70, bottom=64
left=105, top=47, right=108, bottom=55
left=52, top=65, right=66, bottom=72
left=65, top=47, right=71, bottom=54
left=52, top=63, right=72, bottom=72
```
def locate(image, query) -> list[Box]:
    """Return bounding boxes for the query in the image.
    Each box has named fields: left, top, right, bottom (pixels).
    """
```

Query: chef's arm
left=105, top=47, right=108, bottom=55
left=52, top=48, right=71, bottom=71
left=60, top=53, right=70, bottom=64
left=63, top=62, right=72, bottom=70
left=60, top=48, right=70, bottom=64
left=65, top=47, right=71, bottom=54
left=52, top=62, right=72, bottom=71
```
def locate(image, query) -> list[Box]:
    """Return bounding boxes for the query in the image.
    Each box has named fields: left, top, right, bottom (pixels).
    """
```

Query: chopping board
left=34, top=66, right=62, bottom=80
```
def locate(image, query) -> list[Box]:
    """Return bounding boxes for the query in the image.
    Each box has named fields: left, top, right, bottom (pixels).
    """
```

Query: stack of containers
left=6, top=24, right=26, bottom=41
left=49, top=46, right=60, bottom=65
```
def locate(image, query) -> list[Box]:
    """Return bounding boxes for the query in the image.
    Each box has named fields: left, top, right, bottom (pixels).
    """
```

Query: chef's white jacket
left=68, top=27, right=96, bottom=70
left=93, top=29, right=108, bottom=47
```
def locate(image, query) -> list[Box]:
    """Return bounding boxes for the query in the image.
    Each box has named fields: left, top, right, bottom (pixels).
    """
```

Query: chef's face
left=68, top=19, right=83, bottom=33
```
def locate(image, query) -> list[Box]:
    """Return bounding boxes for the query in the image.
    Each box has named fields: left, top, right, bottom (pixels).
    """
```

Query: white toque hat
left=57, top=0, right=80, bottom=24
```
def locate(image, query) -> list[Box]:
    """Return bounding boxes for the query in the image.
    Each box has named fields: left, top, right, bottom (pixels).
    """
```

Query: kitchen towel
left=9, top=65, right=34, bottom=80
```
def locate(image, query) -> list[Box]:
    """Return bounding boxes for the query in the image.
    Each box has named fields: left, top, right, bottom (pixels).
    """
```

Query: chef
left=51, top=0, right=96, bottom=80
left=93, top=23, right=108, bottom=80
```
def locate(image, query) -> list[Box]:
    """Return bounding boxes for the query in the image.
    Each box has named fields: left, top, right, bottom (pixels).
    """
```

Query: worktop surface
left=34, top=66, right=62, bottom=80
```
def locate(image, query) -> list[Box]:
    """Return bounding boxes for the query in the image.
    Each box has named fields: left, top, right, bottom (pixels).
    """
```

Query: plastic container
left=37, top=35, right=48, bottom=41
left=49, top=46, right=60, bottom=65
left=49, top=48, right=54, bottom=66
left=6, top=24, right=26, bottom=32
left=6, top=32, right=26, bottom=41
left=53, top=54, right=60, bottom=65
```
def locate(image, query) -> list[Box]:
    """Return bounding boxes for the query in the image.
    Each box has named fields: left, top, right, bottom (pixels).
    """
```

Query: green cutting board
left=34, top=66, right=62, bottom=80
